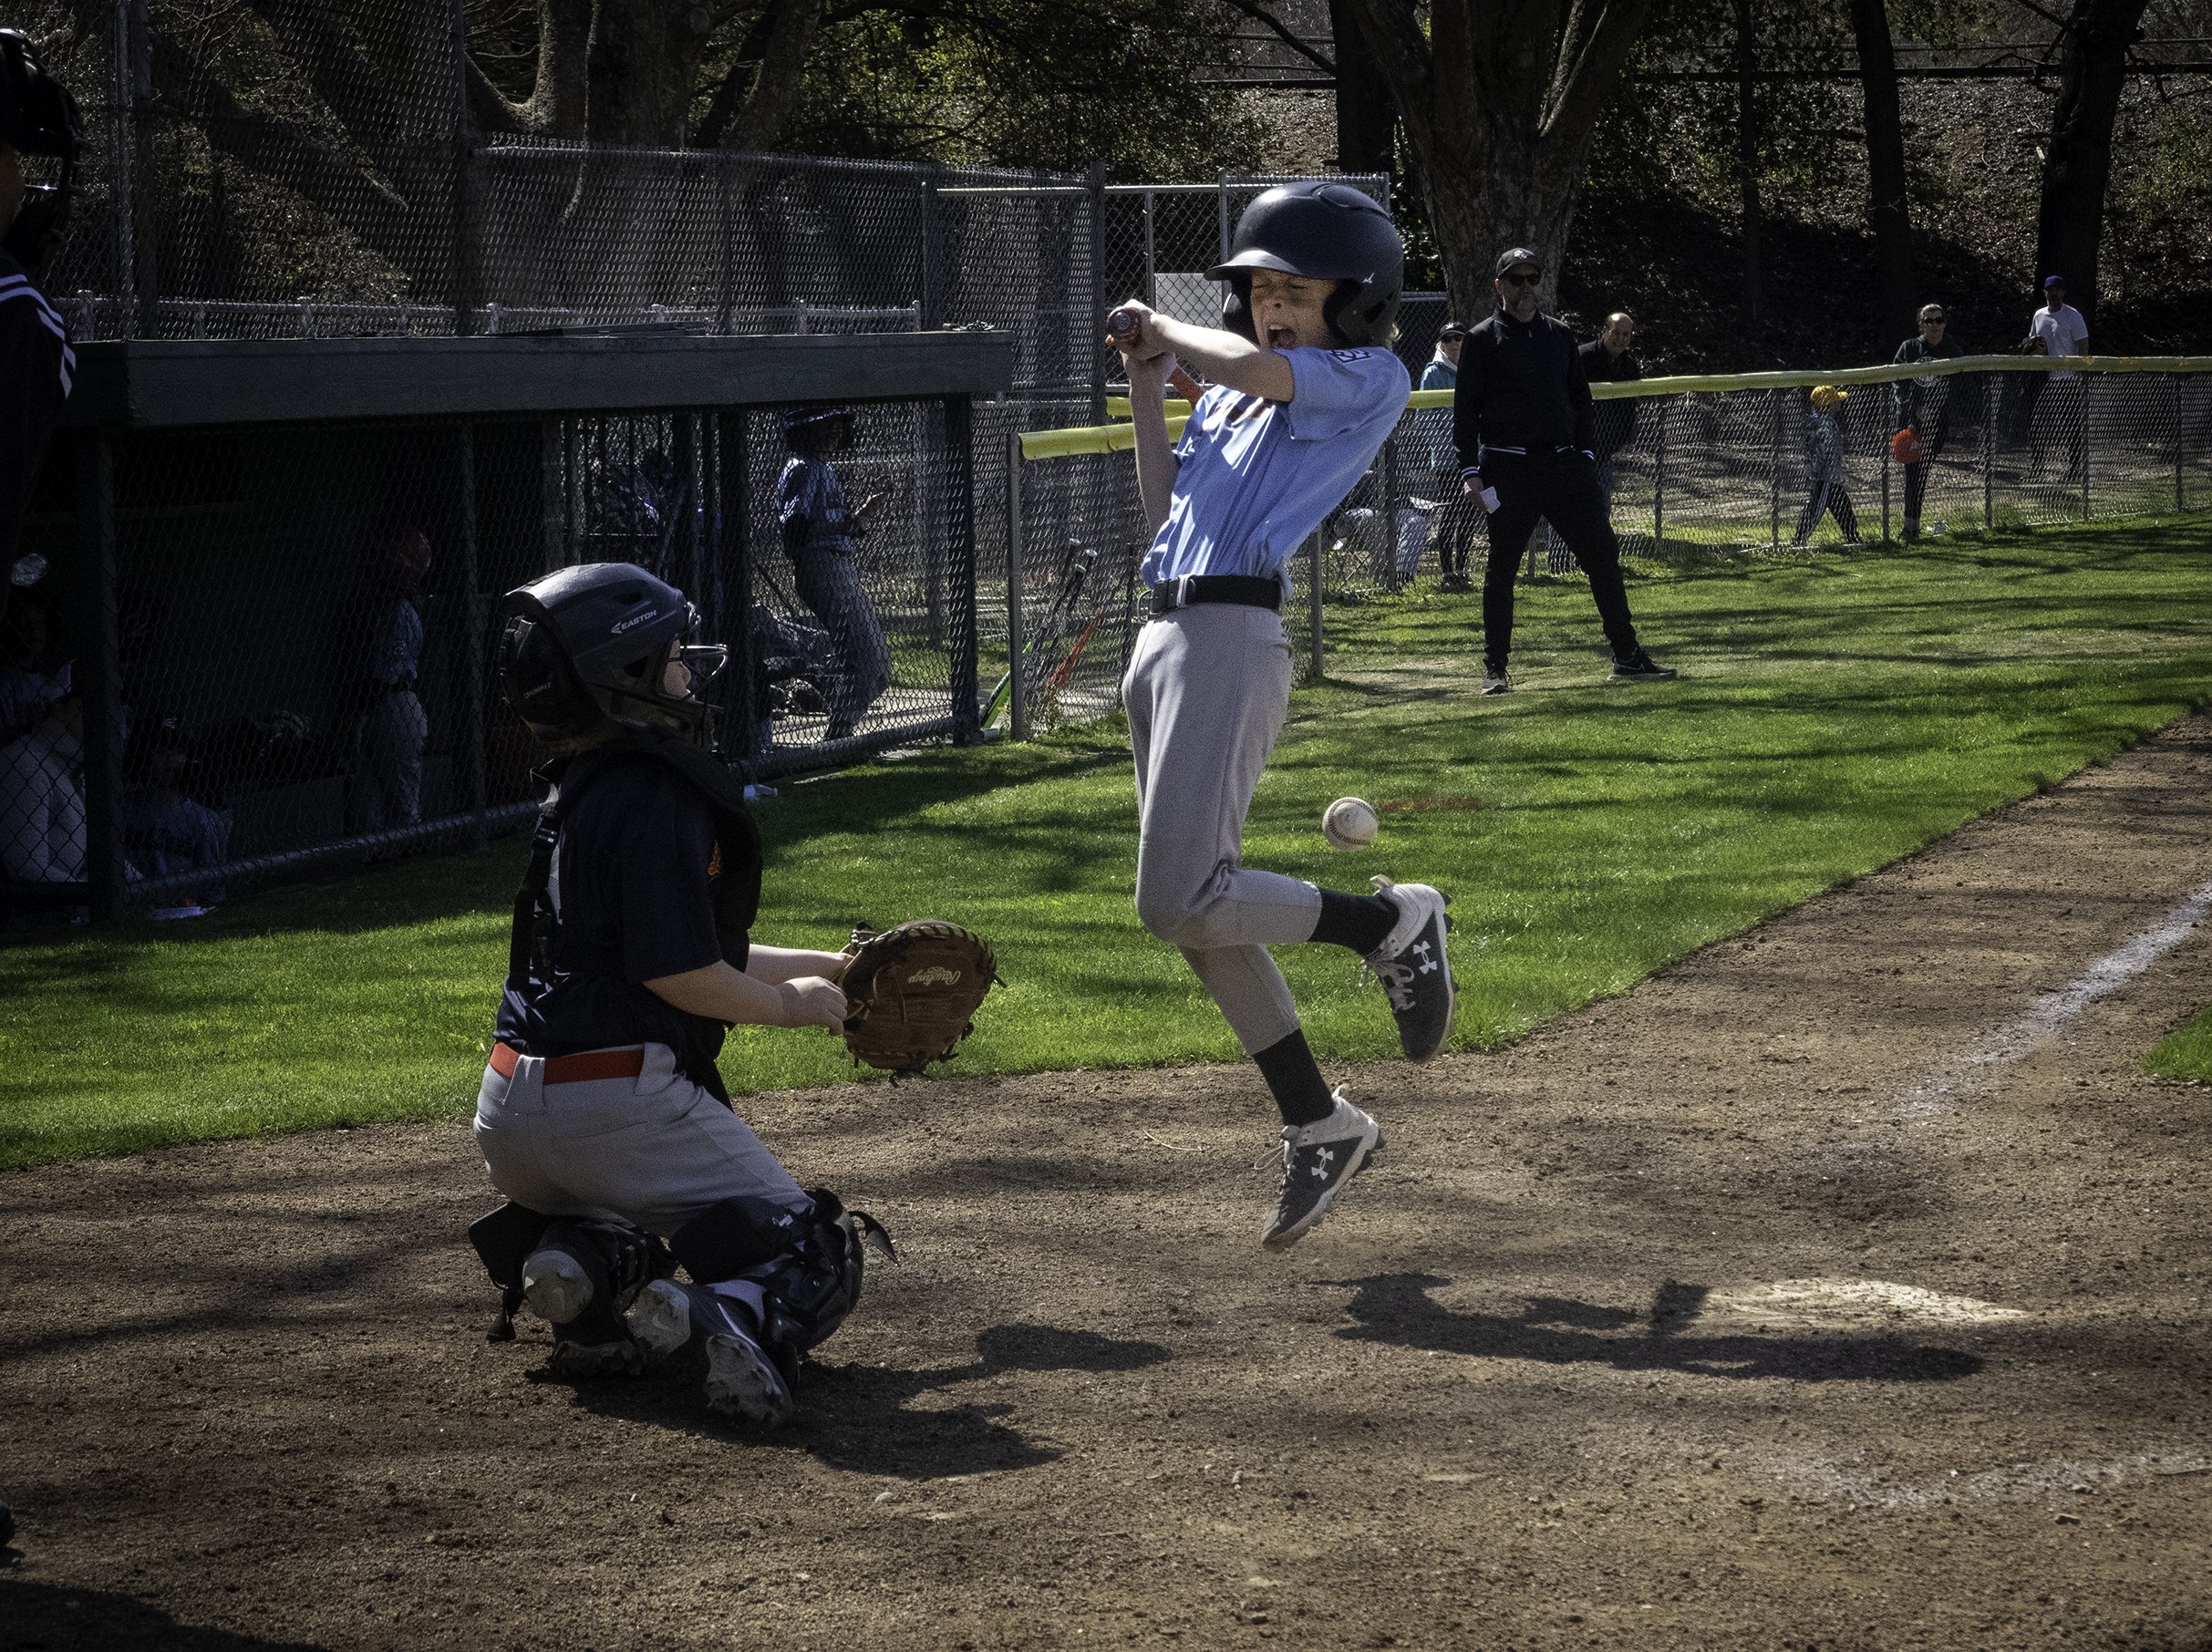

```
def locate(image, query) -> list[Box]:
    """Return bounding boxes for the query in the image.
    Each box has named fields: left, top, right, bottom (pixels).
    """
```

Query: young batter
left=1107, top=182, right=1455, bottom=1251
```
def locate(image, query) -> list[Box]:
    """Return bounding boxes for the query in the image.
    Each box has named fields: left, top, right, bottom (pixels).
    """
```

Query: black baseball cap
left=1494, top=247, right=1542, bottom=278
left=1438, top=319, right=1467, bottom=340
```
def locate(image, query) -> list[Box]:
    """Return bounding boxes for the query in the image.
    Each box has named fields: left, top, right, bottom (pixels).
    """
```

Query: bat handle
left=1105, top=306, right=1140, bottom=342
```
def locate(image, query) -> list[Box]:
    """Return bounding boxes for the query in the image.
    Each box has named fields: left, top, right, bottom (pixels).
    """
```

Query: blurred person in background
left=352, top=525, right=431, bottom=836
left=1419, top=321, right=1475, bottom=590
left=1891, top=303, right=1961, bottom=541
left=0, top=30, right=80, bottom=618
left=1577, top=311, right=1641, bottom=514
left=1791, top=384, right=1862, bottom=549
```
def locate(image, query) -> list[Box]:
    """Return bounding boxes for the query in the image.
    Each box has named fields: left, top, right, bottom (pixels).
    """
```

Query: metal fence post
left=458, top=422, right=487, bottom=844
left=1653, top=398, right=1668, bottom=556
left=920, top=170, right=944, bottom=330
left=948, top=395, right=981, bottom=743
left=715, top=408, right=755, bottom=771
left=1881, top=423, right=1892, bottom=543
left=1142, top=189, right=1157, bottom=308
left=1217, top=172, right=1232, bottom=267
left=1006, top=428, right=1028, bottom=740
left=1087, top=163, right=1108, bottom=423
left=1307, top=530, right=1324, bottom=680
left=1983, top=373, right=1995, bottom=532
left=450, top=0, right=477, bottom=336
left=1381, top=437, right=1402, bottom=589
left=2177, top=373, right=2188, bottom=514
left=122, top=0, right=157, bottom=336
left=1769, top=387, right=1782, bottom=552
left=2082, top=376, right=2094, bottom=521
left=72, top=434, right=127, bottom=920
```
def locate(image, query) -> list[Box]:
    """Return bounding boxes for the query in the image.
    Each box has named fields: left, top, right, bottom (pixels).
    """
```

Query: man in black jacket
left=0, top=31, right=79, bottom=600
left=1890, top=303, right=1962, bottom=540
left=1455, top=249, right=1672, bottom=694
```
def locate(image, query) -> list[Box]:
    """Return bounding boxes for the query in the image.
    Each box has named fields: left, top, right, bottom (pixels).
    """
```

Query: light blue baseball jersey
left=1140, top=346, right=1411, bottom=589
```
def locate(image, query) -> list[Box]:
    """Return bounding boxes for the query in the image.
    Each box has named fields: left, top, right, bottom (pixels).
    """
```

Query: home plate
left=1697, top=1278, right=2031, bottom=1329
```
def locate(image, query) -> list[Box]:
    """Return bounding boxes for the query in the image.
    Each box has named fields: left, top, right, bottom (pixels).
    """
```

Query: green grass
left=6, top=518, right=2211, bottom=1169
left=2145, top=1005, right=2212, bottom=1082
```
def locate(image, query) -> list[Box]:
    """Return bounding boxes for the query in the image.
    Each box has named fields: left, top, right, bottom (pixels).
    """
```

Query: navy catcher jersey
left=0, top=248, right=73, bottom=568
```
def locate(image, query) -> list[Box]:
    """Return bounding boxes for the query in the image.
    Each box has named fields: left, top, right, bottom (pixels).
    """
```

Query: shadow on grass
left=565, top=1320, right=1172, bottom=1479
left=1334, top=1273, right=1983, bottom=1384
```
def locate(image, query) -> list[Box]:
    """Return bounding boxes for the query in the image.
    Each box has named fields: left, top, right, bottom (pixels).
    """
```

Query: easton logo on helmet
left=611, top=607, right=661, bottom=635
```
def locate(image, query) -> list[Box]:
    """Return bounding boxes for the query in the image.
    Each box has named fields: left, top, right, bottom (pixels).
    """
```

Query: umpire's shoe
left=522, top=1220, right=664, bottom=1378
left=1365, top=876, right=1455, bottom=1062
left=1263, top=1090, right=1383, bottom=1252
left=627, top=1278, right=796, bottom=1428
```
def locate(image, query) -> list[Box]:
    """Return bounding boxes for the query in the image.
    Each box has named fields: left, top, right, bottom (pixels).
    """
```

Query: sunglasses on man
left=1499, top=270, right=1541, bottom=287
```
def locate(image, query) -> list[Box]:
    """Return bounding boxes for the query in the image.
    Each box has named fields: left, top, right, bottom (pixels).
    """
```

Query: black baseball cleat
left=1365, top=876, right=1455, bottom=1062
left=1262, top=1090, right=1384, bottom=1251
left=1481, top=668, right=1511, bottom=696
left=1608, top=648, right=1678, bottom=682
left=627, top=1278, right=795, bottom=1427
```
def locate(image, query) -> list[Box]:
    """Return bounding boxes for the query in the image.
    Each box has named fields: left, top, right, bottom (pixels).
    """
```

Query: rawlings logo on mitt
left=832, top=920, right=1000, bottom=1075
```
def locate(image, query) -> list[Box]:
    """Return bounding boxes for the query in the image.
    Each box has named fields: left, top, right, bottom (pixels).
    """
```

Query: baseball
left=1323, top=796, right=1379, bottom=852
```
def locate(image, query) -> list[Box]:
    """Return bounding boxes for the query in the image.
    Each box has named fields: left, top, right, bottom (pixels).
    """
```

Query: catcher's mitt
left=832, top=920, right=1000, bottom=1075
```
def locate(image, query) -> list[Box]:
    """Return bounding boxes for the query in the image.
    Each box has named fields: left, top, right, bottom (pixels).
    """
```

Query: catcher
left=469, top=562, right=989, bottom=1427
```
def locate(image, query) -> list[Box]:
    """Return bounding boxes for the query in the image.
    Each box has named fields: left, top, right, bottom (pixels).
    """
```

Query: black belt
left=1149, top=574, right=1283, bottom=617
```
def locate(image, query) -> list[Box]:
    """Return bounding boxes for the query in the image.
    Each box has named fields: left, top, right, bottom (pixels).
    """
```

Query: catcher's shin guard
left=671, top=1188, right=895, bottom=1368
left=519, top=1217, right=675, bottom=1378
left=468, top=1201, right=551, bottom=1342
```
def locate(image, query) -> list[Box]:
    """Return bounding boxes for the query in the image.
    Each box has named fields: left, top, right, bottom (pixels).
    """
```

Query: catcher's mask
left=0, top=29, right=84, bottom=274
left=1208, top=181, right=1403, bottom=349
left=495, top=563, right=728, bottom=749
left=782, top=405, right=854, bottom=458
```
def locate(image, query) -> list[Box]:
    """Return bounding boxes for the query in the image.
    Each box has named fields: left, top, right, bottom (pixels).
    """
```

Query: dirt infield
left=6, top=719, right=2212, bottom=1652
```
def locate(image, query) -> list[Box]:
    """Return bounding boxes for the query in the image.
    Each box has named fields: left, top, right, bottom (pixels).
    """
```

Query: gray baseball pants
left=1123, top=602, right=1323, bottom=1054
left=474, top=1041, right=808, bottom=1237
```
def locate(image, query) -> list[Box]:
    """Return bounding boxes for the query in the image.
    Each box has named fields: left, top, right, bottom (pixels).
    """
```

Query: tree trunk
left=1339, top=0, right=1659, bottom=325
left=1328, top=0, right=1395, bottom=177
left=586, top=1, right=718, bottom=147
left=1733, top=0, right=1763, bottom=335
left=1850, top=0, right=1916, bottom=345
left=2035, top=0, right=2148, bottom=335
left=721, top=0, right=826, bottom=152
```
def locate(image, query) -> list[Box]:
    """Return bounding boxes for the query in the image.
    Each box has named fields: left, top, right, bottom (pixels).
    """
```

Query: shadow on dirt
left=1335, top=1274, right=1984, bottom=1383
left=565, top=1321, right=1172, bottom=1479
left=0, top=1576, right=328, bottom=1651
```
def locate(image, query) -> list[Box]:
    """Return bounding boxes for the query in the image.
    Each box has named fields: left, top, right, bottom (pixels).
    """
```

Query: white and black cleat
left=627, top=1278, right=794, bottom=1428
left=1262, top=1090, right=1383, bottom=1252
left=1364, top=875, right=1456, bottom=1062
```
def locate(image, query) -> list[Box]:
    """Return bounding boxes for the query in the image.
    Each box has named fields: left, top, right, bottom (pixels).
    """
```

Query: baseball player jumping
left=469, top=563, right=889, bottom=1427
left=1106, top=182, right=1454, bottom=1252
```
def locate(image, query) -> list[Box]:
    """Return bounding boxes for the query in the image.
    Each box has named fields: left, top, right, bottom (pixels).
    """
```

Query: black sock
left=1253, top=1027, right=1336, bottom=1128
left=1310, top=887, right=1397, bottom=955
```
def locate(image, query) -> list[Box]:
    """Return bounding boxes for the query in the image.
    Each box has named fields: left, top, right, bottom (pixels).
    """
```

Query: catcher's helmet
left=496, top=563, right=728, bottom=747
left=0, top=31, right=81, bottom=160
left=1207, top=181, right=1403, bottom=349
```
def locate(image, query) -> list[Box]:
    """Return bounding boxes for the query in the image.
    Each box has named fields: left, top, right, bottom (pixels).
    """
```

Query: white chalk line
left=1898, top=877, right=2212, bottom=1118
left=1753, top=1447, right=2212, bottom=1512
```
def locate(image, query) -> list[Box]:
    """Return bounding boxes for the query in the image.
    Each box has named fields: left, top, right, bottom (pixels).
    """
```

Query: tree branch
left=723, top=0, right=827, bottom=150
left=1337, top=0, right=1432, bottom=103
left=1218, top=0, right=1337, bottom=76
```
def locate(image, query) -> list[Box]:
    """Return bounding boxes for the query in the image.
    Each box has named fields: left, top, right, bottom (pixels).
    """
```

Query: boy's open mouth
left=1266, top=325, right=1297, bottom=349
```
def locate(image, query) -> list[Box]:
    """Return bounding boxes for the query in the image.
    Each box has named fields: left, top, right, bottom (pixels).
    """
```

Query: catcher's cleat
left=628, top=1278, right=794, bottom=1426
left=1481, top=668, right=1511, bottom=696
left=1262, top=1090, right=1383, bottom=1251
left=1365, top=876, right=1455, bottom=1062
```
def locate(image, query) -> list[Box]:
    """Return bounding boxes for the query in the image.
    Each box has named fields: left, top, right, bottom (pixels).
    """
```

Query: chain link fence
left=995, top=357, right=2212, bottom=735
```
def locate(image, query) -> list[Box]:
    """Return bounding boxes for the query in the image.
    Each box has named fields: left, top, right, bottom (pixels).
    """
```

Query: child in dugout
left=1104, top=182, right=1456, bottom=1252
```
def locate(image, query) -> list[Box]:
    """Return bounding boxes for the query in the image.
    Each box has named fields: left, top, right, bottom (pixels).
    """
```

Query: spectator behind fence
left=1891, top=303, right=1962, bottom=541
left=1791, top=384, right=1862, bottom=549
left=0, top=578, right=68, bottom=746
left=776, top=407, right=890, bottom=742
left=1576, top=311, right=1641, bottom=512
left=352, top=525, right=430, bottom=836
left=1418, top=321, right=1476, bottom=590
left=1453, top=246, right=1674, bottom=695
left=1, top=688, right=86, bottom=883
left=0, top=32, right=80, bottom=617
left=123, top=715, right=231, bottom=915
left=2028, top=274, right=2090, bottom=483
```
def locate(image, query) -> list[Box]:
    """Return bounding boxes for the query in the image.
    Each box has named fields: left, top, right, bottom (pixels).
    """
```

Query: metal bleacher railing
left=991, top=354, right=2212, bottom=738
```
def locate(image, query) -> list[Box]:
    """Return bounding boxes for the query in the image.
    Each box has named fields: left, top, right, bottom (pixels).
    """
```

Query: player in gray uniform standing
left=776, top=407, right=891, bottom=741
left=1105, top=183, right=1455, bottom=1252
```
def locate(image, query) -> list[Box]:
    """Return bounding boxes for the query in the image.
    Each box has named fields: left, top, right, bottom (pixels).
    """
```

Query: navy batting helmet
left=0, top=31, right=82, bottom=160
left=1208, top=182, right=1404, bottom=349
left=496, top=563, right=728, bottom=748
left=782, top=406, right=854, bottom=455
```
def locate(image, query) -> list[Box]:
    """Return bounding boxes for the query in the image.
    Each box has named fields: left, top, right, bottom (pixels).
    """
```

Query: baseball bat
left=1106, top=308, right=1208, bottom=408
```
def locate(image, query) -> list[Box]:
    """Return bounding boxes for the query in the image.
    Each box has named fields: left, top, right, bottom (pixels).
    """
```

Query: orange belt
left=490, top=1041, right=646, bottom=1086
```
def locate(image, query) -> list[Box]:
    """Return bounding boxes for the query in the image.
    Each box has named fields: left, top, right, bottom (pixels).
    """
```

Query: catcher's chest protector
left=510, top=739, right=763, bottom=992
